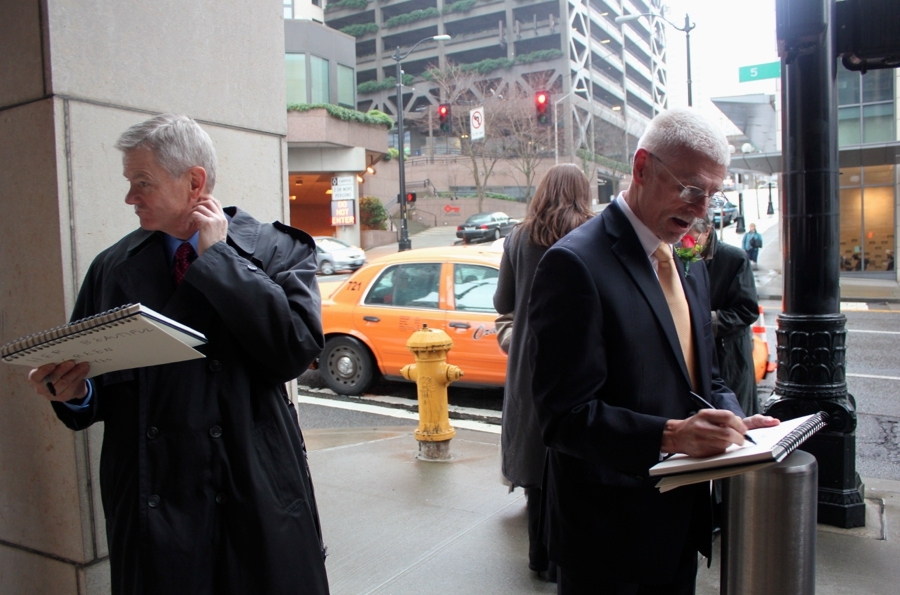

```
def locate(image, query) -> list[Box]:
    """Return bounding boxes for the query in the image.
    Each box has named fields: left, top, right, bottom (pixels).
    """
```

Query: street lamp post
left=615, top=12, right=696, bottom=106
left=553, top=91, right=573, bottom=164
left=392, top=34, right=451, bottom=251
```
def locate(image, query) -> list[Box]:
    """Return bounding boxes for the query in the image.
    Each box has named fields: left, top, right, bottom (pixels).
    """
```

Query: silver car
left=314, top=236, right=367, bottom=275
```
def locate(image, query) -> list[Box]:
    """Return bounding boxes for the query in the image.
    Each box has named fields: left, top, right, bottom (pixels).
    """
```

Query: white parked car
left=314, top=236, right=366, bottom=275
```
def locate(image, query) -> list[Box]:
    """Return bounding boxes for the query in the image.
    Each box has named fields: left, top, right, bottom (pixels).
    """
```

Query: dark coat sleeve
left=184, top=224, right=324, bottom=384
left=710, top=246, right=759, bottom=338
left=493, top=230, right=516, bottom=316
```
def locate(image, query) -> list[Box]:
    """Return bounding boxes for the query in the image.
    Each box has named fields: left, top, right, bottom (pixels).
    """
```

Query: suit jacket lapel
left=682, top=261, right=711, bottom=394
left=604, top=204, right=692, bottom=386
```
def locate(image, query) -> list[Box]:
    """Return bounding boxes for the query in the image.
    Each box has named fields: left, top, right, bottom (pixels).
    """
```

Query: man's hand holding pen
left=28, top=361, right=90, bottom=403
left=660, top=394, right=780, bottom=458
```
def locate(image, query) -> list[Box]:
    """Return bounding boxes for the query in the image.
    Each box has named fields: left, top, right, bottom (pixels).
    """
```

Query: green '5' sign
left=739, top=61, right=781, bottom=82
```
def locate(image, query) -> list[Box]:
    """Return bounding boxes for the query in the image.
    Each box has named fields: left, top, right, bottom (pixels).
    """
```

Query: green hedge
left=515, top=49, right=564, bottom=64
left=360, top=196, right=389, bottom=230
left=340, top=23, right=378, bottom=37
left=424, top=50, right=565, bottom=79
left=443, top=0, right=478, bottom=14
left=287, top=104, right=394, bottom=129
left=357, top=74, right=414, bottom=95
left=576, top=148, right=630, bottom=173
left=384, top=8, right=440, bottom=28
left=325, top=0, right=368, bottom=11
left=382, top=147, right=400, bottom=161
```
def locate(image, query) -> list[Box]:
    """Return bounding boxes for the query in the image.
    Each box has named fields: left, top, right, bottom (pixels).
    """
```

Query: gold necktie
left=654, top=242, right=697, bottom=389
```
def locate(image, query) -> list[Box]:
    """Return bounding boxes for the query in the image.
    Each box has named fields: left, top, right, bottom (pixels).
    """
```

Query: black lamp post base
left=803, top=431, right=867, bottom=528
left=398, top=238, right=412, bottom=251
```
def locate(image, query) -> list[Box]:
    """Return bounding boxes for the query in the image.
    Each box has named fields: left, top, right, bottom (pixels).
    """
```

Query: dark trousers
left=556, top=545, right=698, bottom=595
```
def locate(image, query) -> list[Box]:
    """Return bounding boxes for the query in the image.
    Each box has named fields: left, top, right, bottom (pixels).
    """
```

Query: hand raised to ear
left=192, top=195, right=228, bottom=256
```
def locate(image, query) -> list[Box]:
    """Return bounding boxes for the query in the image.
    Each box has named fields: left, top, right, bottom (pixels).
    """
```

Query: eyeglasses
left=649, top=153, right=727, bottom=207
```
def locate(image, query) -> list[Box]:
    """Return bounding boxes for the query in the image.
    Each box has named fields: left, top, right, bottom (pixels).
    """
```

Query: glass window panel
left=337, top=64, right=355, bottom=108
left=285, top=54, right=307, bottom=104
left=839, top=187, right=863, bottom=271
left=864, top=164, right=895, bottom=186
left=838, top=106, right=861, bottom=146
left=283, top=0, right=293, bottom=19
left=310, top=55, right=330, bottom=104
left=862, top=68, right=894, bottom=103
left=837, top=66, right=860, bottom=105
left=861, top=183, right=895, bottom=271
left=453, top=265, right=499, bottom=313
left=862, top=103, right=894, bottom=144
left=840, top=166, right=862, bottom=188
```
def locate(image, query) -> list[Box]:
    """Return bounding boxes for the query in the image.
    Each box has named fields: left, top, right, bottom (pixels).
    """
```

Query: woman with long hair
left=493, top=163, right=594, bottom=582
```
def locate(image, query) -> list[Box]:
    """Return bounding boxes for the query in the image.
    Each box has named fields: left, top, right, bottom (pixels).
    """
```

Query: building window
left=283, top=0, right=293, bottom=19
left=839, top=165, right=896, bottom=274
left=837, top=67, right=894, bottom=146
left=337, top=64, right=355, bottom=108
left=310, top=55, right=330, bottom=104
left=286, top=54, right=307, bottom=104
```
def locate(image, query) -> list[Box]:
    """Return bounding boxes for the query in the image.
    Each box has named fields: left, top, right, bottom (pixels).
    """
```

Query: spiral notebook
left=1, top=304, right=207, bottom=378
left=650, top=412, right=829, bottom=493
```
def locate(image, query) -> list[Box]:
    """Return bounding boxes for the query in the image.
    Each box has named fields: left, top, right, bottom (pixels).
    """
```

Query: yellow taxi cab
left=316, top=246, right=506, bottom=395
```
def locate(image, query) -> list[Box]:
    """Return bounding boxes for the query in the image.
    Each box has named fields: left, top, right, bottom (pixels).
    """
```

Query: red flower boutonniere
left=675, top=235, right=702, bottom=277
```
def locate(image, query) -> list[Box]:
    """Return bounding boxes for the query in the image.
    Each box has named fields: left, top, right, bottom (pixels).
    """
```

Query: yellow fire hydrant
left=400, top=325, right=463, bottom=461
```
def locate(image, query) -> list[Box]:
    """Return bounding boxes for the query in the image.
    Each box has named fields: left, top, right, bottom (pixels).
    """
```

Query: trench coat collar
left=602, top=201, right=699, bottom=390
left=115, top=207, right=263, bottom=311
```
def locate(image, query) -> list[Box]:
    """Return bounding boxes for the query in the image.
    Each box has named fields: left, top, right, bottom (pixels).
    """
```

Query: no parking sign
left=470, top=107, right=484, bottom=141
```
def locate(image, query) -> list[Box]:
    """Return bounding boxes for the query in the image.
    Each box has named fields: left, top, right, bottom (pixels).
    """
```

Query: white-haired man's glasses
left=649, top=153, right=727, bottom=208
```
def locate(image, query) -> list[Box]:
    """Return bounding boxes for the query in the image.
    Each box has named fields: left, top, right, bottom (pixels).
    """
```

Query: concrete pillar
left=0, top=1, right=290, bottom=593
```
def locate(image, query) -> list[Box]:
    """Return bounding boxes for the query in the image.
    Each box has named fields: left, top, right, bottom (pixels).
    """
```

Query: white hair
left=636, top=107, right=731, bottom=167
left=115, top=113, right=218, bottom=190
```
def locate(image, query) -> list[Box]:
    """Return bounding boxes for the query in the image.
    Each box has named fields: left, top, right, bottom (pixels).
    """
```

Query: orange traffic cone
left=752, top=306, right=776, bottom=382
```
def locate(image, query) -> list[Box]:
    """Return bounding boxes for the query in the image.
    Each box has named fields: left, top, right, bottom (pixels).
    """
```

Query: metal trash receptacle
left=721, top=450, right=818, bottom=595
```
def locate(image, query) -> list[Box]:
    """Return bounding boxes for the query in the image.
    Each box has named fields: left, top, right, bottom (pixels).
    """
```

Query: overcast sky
left=657, top=0, right=780, bottom=131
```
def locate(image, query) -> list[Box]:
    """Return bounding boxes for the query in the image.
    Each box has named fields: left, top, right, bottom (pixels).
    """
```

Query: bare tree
left=500, top=84, right=554, bottom=203
left=425, top=64, right=514, bottom=212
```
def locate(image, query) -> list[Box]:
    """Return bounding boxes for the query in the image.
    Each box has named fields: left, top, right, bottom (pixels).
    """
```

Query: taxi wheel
left=320, top=336, right=376, bottom=395
left=319, top=260, right=335, bottom=275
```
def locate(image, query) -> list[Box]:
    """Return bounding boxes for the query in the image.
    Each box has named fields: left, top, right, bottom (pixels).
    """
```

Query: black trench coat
left=52, top=208, right=329, bottom=595
left=704, top=235, right=760, bottom=416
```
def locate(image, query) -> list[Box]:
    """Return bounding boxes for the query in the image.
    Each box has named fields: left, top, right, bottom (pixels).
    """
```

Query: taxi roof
left=367, top=245, right=503, bottom=266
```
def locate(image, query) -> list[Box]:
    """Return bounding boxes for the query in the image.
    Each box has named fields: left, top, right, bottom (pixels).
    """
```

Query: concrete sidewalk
left=303, top=423, right=900, bottom=595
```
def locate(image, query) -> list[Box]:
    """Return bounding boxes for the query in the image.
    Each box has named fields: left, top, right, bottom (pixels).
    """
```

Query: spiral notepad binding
left=772, top=412, right=830, bottom=461
left=1, top=304, right=140, bottom=360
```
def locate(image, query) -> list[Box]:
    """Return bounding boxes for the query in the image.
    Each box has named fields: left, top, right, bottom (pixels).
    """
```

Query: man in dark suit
left=526, top=107, right=778, bottom=594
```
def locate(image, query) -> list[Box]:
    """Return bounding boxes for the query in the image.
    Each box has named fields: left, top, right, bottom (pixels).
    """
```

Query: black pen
left=44, top=379, right=57, bottom=397
left=689, top=390, right=757, bottom=445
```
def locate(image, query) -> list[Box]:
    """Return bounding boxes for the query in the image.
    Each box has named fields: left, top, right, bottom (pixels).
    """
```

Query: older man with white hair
left=527, top=107, right=779, bottom=594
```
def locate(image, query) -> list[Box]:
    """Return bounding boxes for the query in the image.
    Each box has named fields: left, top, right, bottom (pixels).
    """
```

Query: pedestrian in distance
left=685, top=214, right=761, bottom=415
left=493, top=163, right=594, bottom=583
left=26, top=114, right=330, bottom=595
left=742, top=222, right=763, bottom=269
left=526, top=107, right=779, bottom=594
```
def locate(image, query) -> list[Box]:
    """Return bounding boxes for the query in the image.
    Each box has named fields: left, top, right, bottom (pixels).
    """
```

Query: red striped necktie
left=173, top=242, right=197, bottom=286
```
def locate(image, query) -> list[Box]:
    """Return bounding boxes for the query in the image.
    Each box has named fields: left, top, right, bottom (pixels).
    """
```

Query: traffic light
left=406, top=192, right=417, bottom=204
left=535, top=90, right=550, bottom=125
left=438, top=103, right=451, bottom=133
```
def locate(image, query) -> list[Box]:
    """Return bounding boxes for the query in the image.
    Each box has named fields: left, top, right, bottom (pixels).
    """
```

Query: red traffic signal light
left=406, top=192, right=417, bottom=203
left=438, top=103, right=451, bottom=133
left=535, top=90, right=550, bottom=125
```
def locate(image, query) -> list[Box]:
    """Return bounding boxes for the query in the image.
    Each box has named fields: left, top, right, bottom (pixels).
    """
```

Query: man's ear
left=187, top=166, right=208, bottom=200
left=631, top=149, right=651, bottom=187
